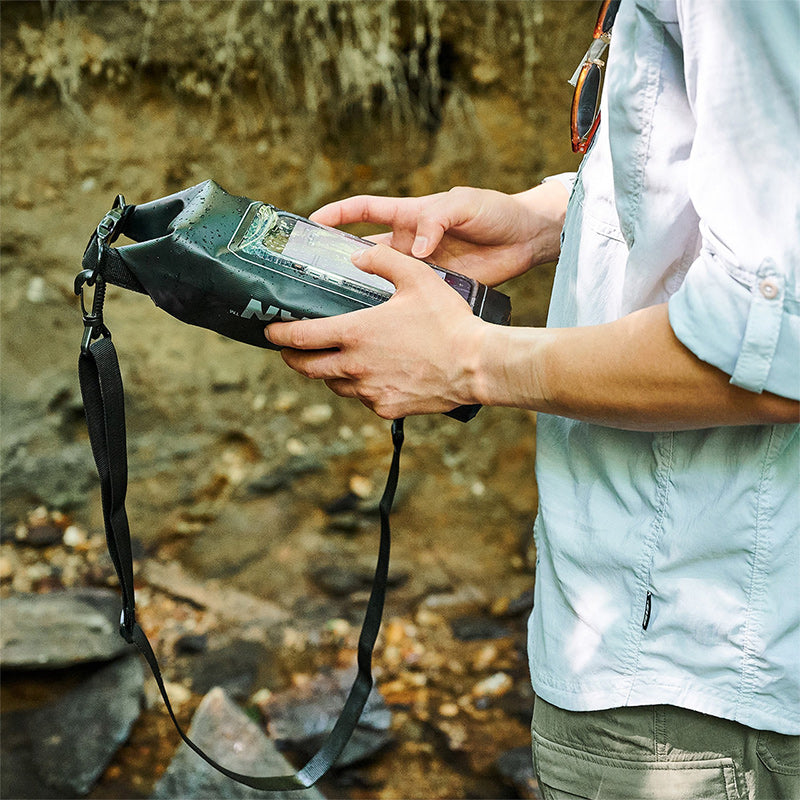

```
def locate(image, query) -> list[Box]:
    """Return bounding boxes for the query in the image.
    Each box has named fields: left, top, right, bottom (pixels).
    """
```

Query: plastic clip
left=96, top=195, right=127, bottom=243
left=75, top=269, right=109, bottom=353
left=119, top=607, right=136, bottom=643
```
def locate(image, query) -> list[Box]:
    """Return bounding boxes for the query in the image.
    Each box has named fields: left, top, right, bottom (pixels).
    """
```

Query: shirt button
left=759, top=279, right=780, bottom=300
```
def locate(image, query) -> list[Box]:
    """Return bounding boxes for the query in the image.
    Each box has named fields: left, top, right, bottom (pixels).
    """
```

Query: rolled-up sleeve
left=667, top=1, right=799, bottom=400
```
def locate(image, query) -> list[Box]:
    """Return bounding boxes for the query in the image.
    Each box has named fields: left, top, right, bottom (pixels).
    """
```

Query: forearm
left=472, top=303, right=799, bottom=431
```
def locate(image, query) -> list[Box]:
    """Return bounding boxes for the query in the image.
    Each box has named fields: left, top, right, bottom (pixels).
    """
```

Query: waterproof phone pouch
left=86, top=178, right=510, bottom=344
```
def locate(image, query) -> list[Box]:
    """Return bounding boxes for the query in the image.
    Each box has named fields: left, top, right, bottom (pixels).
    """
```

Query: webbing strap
left=78, top=329, right=404, bottom=791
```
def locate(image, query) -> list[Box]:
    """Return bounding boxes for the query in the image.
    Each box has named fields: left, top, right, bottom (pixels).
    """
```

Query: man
left=266, top=1, right=799, bottom=797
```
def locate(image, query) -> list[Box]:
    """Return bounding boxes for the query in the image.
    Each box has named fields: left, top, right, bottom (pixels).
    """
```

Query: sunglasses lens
left=575, top=64, right=601, bottom=139
left=598, top=0, right=621, bottom=34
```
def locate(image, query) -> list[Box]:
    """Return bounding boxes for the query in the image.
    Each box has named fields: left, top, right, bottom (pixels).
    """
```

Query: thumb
left=352, top=244, right=431, bottom=291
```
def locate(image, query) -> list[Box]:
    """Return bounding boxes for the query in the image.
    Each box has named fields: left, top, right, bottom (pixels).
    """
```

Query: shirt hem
left=530, top=670, right=800, bottom=736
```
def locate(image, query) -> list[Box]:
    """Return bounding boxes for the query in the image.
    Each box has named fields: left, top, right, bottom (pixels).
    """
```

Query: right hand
left=309, top=183, right=568, bottom=287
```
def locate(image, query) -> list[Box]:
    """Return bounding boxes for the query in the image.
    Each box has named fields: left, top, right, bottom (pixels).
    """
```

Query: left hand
left=265, top=244, right=487, bottom=419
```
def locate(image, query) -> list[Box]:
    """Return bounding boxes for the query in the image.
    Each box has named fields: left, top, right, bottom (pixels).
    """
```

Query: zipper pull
left=642, top=591, right=652, bottom=630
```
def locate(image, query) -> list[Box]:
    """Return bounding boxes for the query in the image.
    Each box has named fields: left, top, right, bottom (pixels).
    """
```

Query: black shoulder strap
left=76, top=243, right=404, bottom=790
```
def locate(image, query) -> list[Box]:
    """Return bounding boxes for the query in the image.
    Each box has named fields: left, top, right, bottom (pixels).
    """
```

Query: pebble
left=286, top=437, right=307, bottom=456
left=324, top=618, right=351, bottom=638
left=470, top=480, right=486, bottom=497
left=274, top=390, right=300, bottom=412
left=62, top=525, right=87, bottom=548
left=28, top=506, right=51, bottom=527
left=349, top=473, right=374, bottom=499
left=471, top=643, right=500, bottom=672
left=26, top=276, right=47, bottom=303
left=0, top=555, right=13, bottom=581
left=421, top=584, right=488, bottom=615
left=496, top=746, right=541, bottom=800
left=21, top=524, right=63, bottom=548
left=438, top=719, right=468, bottom=751
left=300, top=403, right=333, bottom=425
left=471, top=671, right=513, bottom=699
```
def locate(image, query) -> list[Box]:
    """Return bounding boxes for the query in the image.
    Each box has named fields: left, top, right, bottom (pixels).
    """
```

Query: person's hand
left=265, top=243, right=488, bottom=419
left=309, top=182, right=567, bottom=287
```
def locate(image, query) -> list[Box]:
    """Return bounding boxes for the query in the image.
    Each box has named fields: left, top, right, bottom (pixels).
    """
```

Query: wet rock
left=0, top=588, right=135, bottom=669
left=1, top=406, right=96, bottom=511
left=258, top=668, right=392, bottom=767
left=175, top=633, right=209, bottom=655
left=1, top=654, right=144, bottom=798
left=141, top=560, right=288, bottom=628
left=449, top=614, right=511, bottom=642
left=325, top=511, right=367, bottom=533
left=152, top=687, right=325, bottom=800
left=310, top=564, right=408, bottom=598
left=323, top=491, right=361, bottom=515
left=496, top=746, right=543, bottom=800
left=494, top=587, right=535, bottom=618
left=420, top=583, right=488, bottom=616
left=180, top=639, right=273, bottom=702
left=247, top=454, right=324, bottom=495
left=18, top=522, right=63, bottom=547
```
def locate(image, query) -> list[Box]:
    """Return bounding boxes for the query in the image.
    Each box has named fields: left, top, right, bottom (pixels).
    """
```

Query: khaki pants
left=531, top=696, right=800, bottom=800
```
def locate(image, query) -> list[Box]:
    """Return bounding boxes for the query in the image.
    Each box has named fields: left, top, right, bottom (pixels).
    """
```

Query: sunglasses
left=569, top=0, right=621, bottom=153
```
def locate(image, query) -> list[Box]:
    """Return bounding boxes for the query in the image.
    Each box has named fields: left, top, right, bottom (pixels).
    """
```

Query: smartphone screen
left=230, top=204, right=475, bottom=304
left=281, top=219, right=396, bottom=295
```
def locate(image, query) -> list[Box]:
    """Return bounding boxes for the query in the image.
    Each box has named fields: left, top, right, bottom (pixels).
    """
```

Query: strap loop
left=77, top=290, right=404, bottom=788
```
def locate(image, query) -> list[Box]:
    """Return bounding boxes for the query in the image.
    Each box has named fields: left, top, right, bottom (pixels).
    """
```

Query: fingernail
left=411, top=236, right=428, bottom=257
left=351, top=247, right=367, bottom=264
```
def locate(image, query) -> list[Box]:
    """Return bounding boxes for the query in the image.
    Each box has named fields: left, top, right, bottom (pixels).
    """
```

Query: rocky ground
left=0, top=2, right=591, bottom=797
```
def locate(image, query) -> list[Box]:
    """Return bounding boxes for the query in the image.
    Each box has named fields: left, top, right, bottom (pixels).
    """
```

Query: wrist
left=468, top=323, right=553, bottom=410
left=513, top=182, right=569, bottom=267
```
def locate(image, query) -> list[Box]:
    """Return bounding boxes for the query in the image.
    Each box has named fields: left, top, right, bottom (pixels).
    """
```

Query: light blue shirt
left=529, top=0, right=799, bottom=735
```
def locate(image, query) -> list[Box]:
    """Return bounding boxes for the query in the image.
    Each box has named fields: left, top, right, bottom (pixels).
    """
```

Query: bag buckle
left=75, top=269, right=110, bottom=353
left=96, top=194, right=127, bottom=243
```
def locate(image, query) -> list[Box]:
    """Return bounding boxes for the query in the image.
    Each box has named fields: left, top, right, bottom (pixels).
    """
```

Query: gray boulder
left=1, top=653, right=144, bottom=798
left=1, top=588, right=133, bottom=669
left=152, top=687, right=325, bottom=800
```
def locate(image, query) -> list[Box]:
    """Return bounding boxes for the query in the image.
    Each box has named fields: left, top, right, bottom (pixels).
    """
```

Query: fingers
left=266, top=315, right=347, bottom=350
left=309, top=195, right=416, bottom=228
left=265, top=245, right=431, bottom=352
left=309, top=190, right=487, bottom=263
left=309, top=194, right=445, bottom=258
left=411, top=187, right=480, bottom=258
